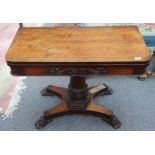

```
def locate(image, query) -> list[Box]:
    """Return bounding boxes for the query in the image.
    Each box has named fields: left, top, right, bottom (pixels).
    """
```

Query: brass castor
left=137, top=71, right=153, bottom=81
left=102, top=115, right=121, bottom=129
left=40, top=88, right=53, bottom=96
left=137, top=74, right=147, bottom=81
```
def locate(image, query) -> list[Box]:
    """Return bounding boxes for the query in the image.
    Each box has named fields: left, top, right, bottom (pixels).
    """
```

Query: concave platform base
left=35, top=76, right=121, bottom=129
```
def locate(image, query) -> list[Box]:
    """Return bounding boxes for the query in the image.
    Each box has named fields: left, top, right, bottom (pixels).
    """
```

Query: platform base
left=35, top=77, right=121, bottom=129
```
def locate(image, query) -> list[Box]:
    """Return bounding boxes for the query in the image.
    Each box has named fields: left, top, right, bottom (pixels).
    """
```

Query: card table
left=6, top=26, right=151, bottom=129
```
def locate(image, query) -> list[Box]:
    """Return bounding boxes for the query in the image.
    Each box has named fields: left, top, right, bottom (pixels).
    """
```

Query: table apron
left=8, top=64, right=148, bottom=76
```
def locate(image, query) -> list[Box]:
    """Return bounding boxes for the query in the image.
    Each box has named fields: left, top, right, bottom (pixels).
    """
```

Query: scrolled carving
left=67, top=84, right=90, bottom=109
left=96, top=67, right=107, bottom=74
left=49, top=67, right=107, bottom=75
left=49, top=67, right=60, bottom=74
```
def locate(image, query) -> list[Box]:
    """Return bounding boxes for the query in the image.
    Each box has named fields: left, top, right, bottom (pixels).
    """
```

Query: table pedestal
left=35, top=76, right=121, bottom=129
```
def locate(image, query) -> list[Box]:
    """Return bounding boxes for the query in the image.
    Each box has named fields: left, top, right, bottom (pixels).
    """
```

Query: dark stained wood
left=67, top=76, right=90, bottom=109
left=43, top=102, right=113, bottom=119
left=35, top=79, right=121, bottom=129
left=8, top=64, right=148, bottom=76
left=19, top=23, right=23, bottom=28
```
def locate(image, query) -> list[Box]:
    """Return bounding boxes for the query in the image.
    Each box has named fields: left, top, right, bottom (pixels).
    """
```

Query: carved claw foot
left=102, top=115, right=121, bottom=129
left=35, top=116, right=52, bottom=129
left=100, top=86, right=113, bottom=96
left=40, top=88, right=53, bottom=96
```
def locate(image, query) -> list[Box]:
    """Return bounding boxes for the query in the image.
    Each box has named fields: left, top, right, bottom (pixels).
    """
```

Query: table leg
left=40, top=85, right=67, bottom=98
left=35, top=76, right=121, bottom=129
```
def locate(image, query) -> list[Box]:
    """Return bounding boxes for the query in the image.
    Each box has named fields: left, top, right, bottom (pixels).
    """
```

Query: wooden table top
left=6, top=26, right=151, bottom=63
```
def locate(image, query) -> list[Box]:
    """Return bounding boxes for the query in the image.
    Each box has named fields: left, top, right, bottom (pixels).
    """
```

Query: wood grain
left=6, top=26, right=151, bottom=63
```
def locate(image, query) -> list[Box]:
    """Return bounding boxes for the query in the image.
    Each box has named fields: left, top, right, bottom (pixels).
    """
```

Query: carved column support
left=67, top=76, right=91, bottom=109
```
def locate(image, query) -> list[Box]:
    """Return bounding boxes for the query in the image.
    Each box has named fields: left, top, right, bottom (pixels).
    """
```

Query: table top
left=6, top=26, right=151, bottom=64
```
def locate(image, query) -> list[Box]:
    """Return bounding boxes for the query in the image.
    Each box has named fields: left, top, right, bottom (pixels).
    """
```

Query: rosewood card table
left=6, top=26, right=151, bottom=129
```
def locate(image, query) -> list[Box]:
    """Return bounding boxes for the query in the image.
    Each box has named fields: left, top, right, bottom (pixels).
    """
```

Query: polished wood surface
left=35, top=80, right=121, bottom=129
left=5, top=26, right=152, bottom=129
left=6, top=26, right=151, bottom=63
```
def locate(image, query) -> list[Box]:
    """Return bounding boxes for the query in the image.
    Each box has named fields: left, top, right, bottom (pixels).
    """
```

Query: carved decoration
left=49, top=67, right=107, bottom=75
left=67, top=84, right=90, bottom=109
